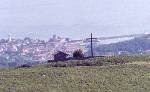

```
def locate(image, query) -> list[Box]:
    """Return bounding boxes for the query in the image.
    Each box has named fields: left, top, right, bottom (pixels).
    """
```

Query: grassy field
left=0, top=56, right=150, bottom=92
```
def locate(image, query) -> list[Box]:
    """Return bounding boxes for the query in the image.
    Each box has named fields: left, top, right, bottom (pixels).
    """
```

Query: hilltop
left=0, top=56, right=150, bottom=92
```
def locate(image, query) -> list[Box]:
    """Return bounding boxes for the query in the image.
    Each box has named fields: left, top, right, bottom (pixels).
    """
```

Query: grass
left=0, top=56, right=150, bottom=92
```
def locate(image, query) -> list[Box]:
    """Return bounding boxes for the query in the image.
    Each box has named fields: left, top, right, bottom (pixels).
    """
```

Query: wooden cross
left=87, top=33, right=97, bottom=58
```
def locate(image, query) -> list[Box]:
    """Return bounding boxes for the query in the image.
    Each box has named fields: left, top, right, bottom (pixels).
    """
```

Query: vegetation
left=47, top=55, right=150, bottom=67
left=0, top=56, right=150, bottom=92
left=73, top=49, right=84, bottom=59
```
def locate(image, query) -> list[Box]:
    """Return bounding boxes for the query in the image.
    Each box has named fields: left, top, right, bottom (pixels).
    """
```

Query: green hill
left=0, top=56, right=150, bottom=92
left=90, top=38, right=150, bottom=55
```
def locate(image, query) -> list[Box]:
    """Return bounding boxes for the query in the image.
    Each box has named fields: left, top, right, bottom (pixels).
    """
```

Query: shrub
left=73, top=49, right=84, bottom=59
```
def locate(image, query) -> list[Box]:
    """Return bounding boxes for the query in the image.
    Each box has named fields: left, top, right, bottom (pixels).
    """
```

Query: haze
left=0, top=0, right=149, bottom=40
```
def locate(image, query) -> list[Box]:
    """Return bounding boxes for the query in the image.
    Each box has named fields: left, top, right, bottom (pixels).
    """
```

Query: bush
left=73, top=49, right=84, bottom=59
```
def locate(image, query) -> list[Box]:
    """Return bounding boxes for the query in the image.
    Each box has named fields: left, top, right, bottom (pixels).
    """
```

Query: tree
left=73, top=49, right=84, bottom=59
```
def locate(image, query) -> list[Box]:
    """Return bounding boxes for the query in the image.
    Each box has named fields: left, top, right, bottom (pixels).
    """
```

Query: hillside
left=0, top=56, right=150, bottom=92
left=93, top=38, right=150, bottom=55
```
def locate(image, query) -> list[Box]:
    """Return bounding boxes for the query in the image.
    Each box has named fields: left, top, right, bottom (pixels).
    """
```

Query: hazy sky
left=0, top=0, right=150, bottom=40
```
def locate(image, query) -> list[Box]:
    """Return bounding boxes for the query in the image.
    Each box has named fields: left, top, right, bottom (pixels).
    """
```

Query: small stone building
left=54, top=51, right=69, bottom=61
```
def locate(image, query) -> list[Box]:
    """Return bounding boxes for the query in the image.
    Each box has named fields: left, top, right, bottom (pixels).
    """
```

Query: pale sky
left=0, top=0, right=150, bottom=40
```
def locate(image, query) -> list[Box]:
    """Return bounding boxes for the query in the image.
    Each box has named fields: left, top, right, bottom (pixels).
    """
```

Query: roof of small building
left=54, top=51, right=69, bottom=56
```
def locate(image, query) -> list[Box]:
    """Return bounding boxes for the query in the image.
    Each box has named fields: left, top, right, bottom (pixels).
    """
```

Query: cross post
left=90, top=33, right=94, bottom=58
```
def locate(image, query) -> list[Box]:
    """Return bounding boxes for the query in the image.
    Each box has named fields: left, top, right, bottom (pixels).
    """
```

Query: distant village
left=0, top=35, right=89, bottom=68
